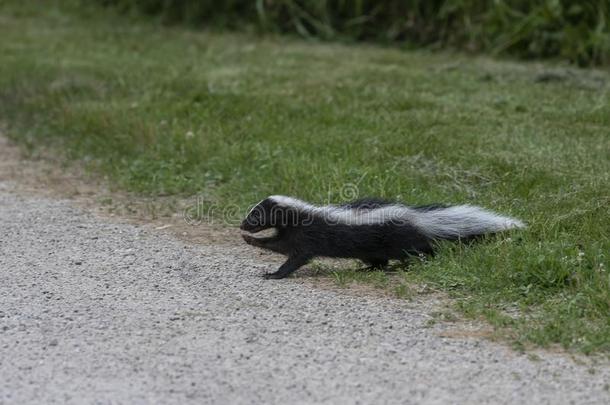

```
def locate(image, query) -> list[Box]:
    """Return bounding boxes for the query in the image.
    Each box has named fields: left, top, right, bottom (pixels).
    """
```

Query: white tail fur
left=410, top=205, right=525, bottom=239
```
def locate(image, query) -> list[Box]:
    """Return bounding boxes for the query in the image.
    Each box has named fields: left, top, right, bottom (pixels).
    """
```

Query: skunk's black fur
left=240, top=195, right=525, bottom=279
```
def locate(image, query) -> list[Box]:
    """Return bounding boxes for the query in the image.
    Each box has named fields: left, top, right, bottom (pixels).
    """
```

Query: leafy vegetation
left=96, top=0, right=610, bottom=66
left=0, top=1, right=609, bottom=352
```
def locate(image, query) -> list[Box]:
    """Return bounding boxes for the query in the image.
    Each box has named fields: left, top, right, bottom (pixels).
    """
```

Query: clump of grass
left=401, top=236, right=610, bottom=353
left=0, top=1, right=609, bottom=352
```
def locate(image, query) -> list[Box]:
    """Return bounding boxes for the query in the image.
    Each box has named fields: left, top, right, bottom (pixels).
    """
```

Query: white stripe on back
left=268, top=195, right=525, bottom=238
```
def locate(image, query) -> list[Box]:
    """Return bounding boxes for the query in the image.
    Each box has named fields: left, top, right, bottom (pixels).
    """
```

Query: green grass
left=1, top=1, right=609, bottom=353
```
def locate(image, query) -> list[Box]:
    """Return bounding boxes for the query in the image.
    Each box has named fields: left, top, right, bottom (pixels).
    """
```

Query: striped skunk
left=240, top=195, right=525, bottom=279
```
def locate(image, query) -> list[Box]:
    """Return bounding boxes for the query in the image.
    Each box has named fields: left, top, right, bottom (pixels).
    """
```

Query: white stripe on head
left=268, top=195, right=318, bottom=212
left=246, top=198, right=267, bottom=217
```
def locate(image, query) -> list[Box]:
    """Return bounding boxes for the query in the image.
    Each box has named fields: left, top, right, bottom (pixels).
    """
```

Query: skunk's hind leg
left=361, top=258, right=389, bottom=271
left=264, top=255, right=310, bottom=279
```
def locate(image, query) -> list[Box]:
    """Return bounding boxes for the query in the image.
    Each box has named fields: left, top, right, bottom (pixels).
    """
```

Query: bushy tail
left=409, top=205, right=525, bottom=240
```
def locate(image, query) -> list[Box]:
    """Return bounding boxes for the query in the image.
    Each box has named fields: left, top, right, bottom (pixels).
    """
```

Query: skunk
left=240, top=195, right=525, bottom=279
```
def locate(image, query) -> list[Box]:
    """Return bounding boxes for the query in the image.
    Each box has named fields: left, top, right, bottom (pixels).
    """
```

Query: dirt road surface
left=0, top=138, right=609, bottom=404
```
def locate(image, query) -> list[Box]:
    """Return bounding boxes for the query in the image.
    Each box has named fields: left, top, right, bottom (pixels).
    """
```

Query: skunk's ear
left=252, top=198, right=272, bottom=226
left=269, top=203, right=298, bottom=228
left=242, top=197, right=275, bottom=230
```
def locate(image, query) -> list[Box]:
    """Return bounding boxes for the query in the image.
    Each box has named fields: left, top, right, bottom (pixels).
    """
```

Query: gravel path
left=1, top=184, right=609, bottom=404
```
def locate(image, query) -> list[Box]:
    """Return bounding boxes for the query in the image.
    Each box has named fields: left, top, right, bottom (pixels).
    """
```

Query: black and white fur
left=240, top=195, right=525, bottom=279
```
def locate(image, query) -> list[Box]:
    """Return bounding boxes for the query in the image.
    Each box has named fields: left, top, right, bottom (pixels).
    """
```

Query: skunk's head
left=240, top=195, right=301, bottom=233
left=240, top=197, right=276, bottom=233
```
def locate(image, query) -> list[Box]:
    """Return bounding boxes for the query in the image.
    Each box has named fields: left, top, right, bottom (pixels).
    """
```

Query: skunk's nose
left=239, top=221, right=247, bottom=230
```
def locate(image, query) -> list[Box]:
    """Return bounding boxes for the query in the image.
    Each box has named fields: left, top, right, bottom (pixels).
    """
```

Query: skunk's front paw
left=263, top=272, right=285, bottom=280
left=242, top=234, right=255, bottom=245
